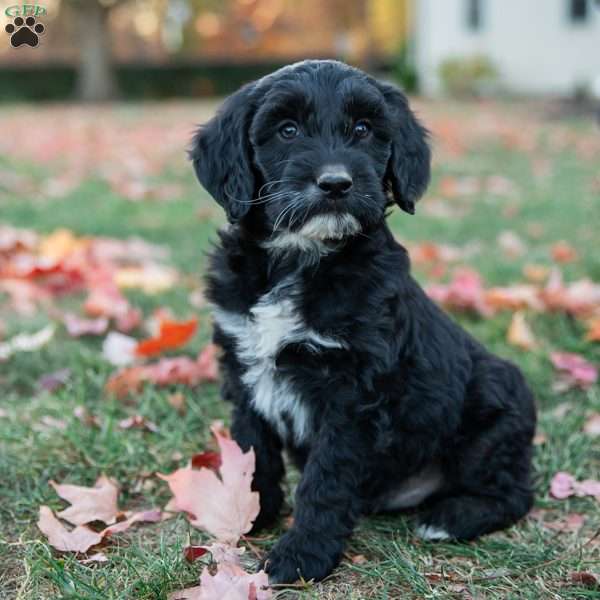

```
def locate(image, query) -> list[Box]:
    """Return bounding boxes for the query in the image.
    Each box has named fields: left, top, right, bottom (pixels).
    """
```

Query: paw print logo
left=5, top=16, right=45, bottom=48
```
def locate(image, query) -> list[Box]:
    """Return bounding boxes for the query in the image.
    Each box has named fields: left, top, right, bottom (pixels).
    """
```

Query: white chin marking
left=298, top=213, right=361, bottom=240
left=264, top=213, right=361, bottom=256
left=415, top=525, right=452, bottom=541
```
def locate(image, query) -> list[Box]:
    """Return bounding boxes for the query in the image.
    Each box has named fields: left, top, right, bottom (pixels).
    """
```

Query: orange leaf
left=105, top=345, right=218, bottom=398
left=136, top=318, right=198, bottom=357
left=551, top=241, right=578, bottom=264
left=585, top=318, right=600, bottom=342
left=486, top=285, right=543, bottom=311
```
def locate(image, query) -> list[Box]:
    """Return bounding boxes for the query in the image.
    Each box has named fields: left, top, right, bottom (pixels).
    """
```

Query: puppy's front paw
left=263, top=531, right=340, bottom=584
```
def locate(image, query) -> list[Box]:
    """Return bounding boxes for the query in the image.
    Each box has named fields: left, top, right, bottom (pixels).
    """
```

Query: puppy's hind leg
left=415, top=489, right=533, bottom=541
left=415, top=437, right=534, bottom=541
left=417, top=359, right=536, bottom=541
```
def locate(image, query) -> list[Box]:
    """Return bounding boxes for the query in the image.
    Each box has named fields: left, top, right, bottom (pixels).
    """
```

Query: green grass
left=1, top=100, right=599, bottom=599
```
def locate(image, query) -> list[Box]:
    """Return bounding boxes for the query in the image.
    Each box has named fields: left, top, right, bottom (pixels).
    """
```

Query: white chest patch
left=213, top=279, right=345, bottom=444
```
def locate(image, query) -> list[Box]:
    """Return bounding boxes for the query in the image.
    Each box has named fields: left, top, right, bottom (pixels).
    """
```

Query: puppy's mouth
left=295, top=212, right=361, bottom=241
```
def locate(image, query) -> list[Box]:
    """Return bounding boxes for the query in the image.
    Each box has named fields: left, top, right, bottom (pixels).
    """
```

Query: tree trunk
left=76, top=1, right=118, bottom=102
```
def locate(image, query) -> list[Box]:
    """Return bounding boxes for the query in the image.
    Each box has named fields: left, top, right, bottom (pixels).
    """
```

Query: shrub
left=438, top=54, right=498, bottom=97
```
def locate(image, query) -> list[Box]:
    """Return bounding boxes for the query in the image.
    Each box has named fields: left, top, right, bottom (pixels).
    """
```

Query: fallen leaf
left=168, top=392, right=187, bottom=414
left=426, top=268, right=492, bottom=317
left=73, top=406, right=101, bottom=428
left=203, top=542, right=245, bottom=565
left=497, top=230, right=527, bottom=258
left=486, top=285, right=544, bottom=311
left=105, top=344, right=218, bottom=398
left=0, top=279, right=50, bottom=315
left=0, top=324, right=55, bottom=361
left=550, top=471, right=600, bottom=500
left=191, top=451, right=222, bottom=471
left=64, top=314, right=108, bottom=337
left=583, top=413, right=600, bottom=436
left=585, top=318, right=600, bottom=342
left=199, top=564, right=271, bottom=600
left=136, top=317, right=198, bottom=357
left=102, top=332, right=137, bottom=367
left=118, top=415, right=159, bottom=433
left=544, top=513, right=585, bottom=532
left=84, top=274, right=142, bottom=333
left=350, top=554, right=368, bottom=565
left=80, top=552, right=109, bottom=564
left=104, top=365, right=146, bottom=398
left=37, top=506, right=102, bottom=553
left=115, top=265, right=178, bottom=294
left=0, top=224, right=38, bottom=254
left=184, top=545, right=210, bottom=563
left=507, top=312, right=537, bottom=350
left=438, top=174, right=480, bottom=198
left=38, top=368, right=71, bottom=392
left=159, top=423, right=259, bottom=544
left=102, top=509, right=162, bottom=537
left=577, top=479, right=600, bottom=496
left=551, top=402, right=572, bottom=419
left=551, top=241, right=578, bottom=264
left=542, top=269, right=600, bottom=317
left=550, top=472, right=578, bottom=499
left=550, top=352, right=598, bottom=390
left=168, top=587, right=203, bottom=600
left=522, top=263, right=550, bottom=284
left=196, top=343, right=219, bottom=381
left=408, top=241, right=479, bottom=265
left=39, top=228, right=87, bottom=262
left=50, top=475, right=119, bottom=526
left=569, top=571, right=599, bottom=588
left=38, top=416, right=68, bottom=431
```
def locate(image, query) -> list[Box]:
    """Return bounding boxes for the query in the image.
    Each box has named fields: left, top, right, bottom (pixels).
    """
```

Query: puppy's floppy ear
left=379, top=82, right=431, bottom=214
left=190, top=82, right=257, bottom=223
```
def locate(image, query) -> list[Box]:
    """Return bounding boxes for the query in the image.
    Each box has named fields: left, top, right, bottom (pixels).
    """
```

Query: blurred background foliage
left=0, top=0, right=416, bottom=101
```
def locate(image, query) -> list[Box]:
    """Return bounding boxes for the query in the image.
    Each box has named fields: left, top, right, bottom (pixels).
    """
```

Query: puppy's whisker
left=257, top=179, right=299, bottom=195
left=228, top=190, right=290, bottom=206
left=273, top=195, right=303, bottom=232
left=286, top=194, right=305, bottom=231
left=273, top=204, right=297, bottom=232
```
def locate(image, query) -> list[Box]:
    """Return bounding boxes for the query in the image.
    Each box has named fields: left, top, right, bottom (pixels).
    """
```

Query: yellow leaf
left=507, top=312, right=537, bottom=350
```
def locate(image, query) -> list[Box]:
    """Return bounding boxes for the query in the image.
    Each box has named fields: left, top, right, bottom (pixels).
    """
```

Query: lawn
left=1, top=98, right=599, bottom=599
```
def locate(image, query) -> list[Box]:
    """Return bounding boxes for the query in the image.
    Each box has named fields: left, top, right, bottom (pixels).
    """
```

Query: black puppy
left=191, top=60, right=536, bottom=584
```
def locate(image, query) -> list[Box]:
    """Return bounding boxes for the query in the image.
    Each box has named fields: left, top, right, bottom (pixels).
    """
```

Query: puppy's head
left=191, top=60, right=430, bottom=245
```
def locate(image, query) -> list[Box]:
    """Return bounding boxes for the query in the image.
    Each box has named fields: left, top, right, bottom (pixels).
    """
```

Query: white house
left=415, top=0, right=600, bottom=96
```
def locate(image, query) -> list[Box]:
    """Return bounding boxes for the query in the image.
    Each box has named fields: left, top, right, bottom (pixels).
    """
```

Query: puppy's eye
left=353, top=120, right=371, bottom=138
left=278, top=121, right=299, bottom=140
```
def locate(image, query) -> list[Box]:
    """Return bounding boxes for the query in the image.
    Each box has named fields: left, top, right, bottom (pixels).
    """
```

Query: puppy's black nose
left=317, top=170, right=353, bottom=197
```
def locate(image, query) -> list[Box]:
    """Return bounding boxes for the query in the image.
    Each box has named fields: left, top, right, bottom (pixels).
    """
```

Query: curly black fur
left=191, top=60, right=536, bottom=585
